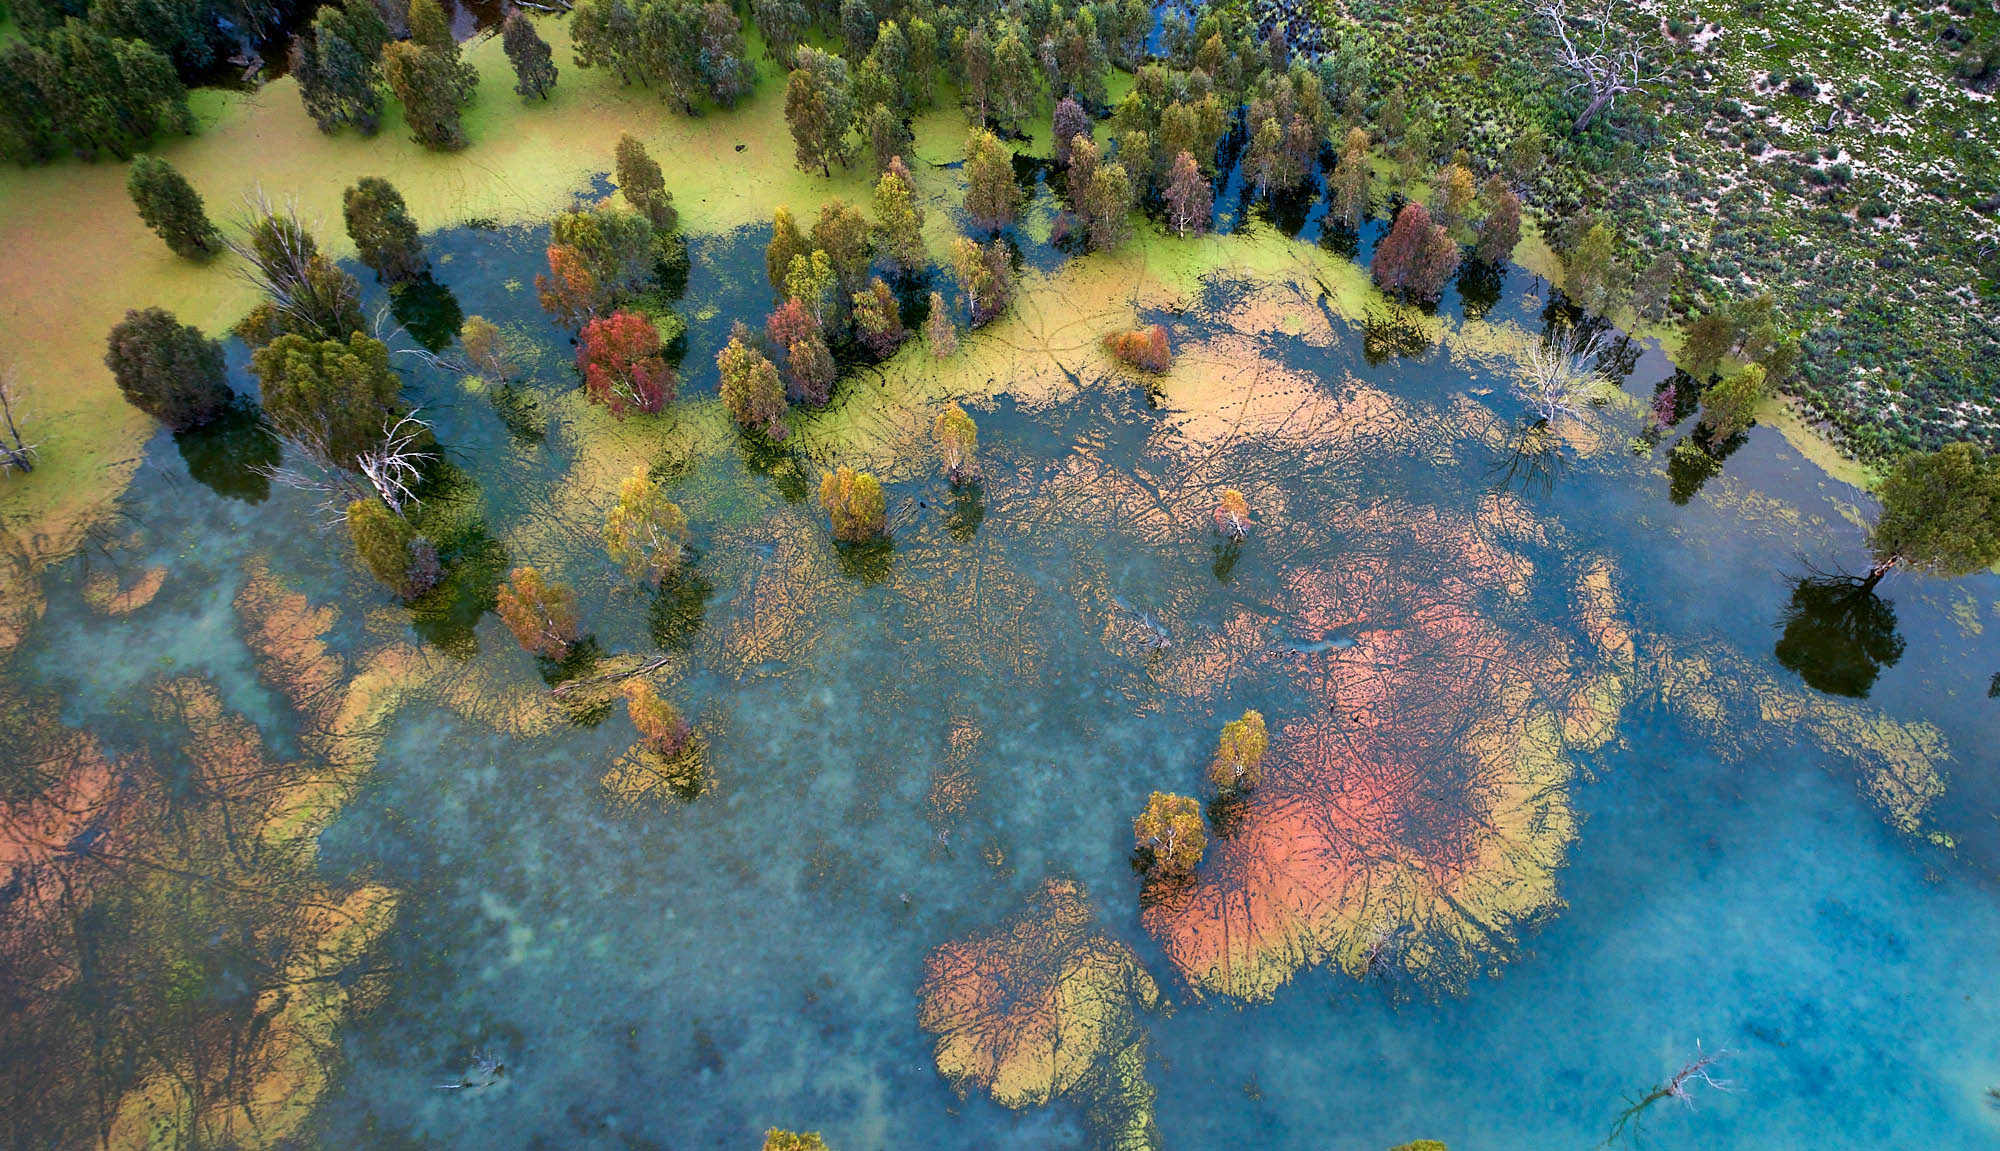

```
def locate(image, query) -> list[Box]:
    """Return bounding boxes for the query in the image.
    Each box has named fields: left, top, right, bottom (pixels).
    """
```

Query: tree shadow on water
left=648, top=563, right=714, bottom=650
left=834, top=537, right=895, bottom=584
left=389, top=278, right=464, bottom=353
left=1773, top=570, right=1905, bottom=699
left=175, top=396, right=278, bottom=503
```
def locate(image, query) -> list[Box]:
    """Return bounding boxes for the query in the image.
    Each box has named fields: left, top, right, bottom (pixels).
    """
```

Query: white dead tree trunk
left=0, top=369, right=34, bottom=475
left=1538, top=0, right=1669, bottom=132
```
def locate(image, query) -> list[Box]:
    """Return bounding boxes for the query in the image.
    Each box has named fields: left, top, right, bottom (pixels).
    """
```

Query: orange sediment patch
left=82, top=565, right=167, bottom=615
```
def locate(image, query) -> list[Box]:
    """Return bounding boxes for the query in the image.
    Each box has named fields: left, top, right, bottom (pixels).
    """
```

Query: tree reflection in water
left=1774, top=572, right=1906, bottom=699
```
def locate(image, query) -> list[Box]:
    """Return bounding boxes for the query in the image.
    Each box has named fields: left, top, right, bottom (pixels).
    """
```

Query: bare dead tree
left=355, top=412, right=433, bottom=514
left=224, top=192, right=358, bottom=343
left=1606, top=1043, right=1732, bottom=1145
left=1538, top=0, right=1670, bottom=132
left=0, top=367, right=34, bottom=475
left=1516, top=325, right=1616, bottom=424
left=256, top=411, right=434, bottom=523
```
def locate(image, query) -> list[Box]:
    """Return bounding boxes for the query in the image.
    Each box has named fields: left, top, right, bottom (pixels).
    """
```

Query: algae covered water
left=4, top=209, right=1998, bottom=1151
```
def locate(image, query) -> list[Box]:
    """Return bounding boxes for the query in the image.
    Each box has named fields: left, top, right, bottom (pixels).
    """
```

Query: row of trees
left=569, top=0, right=754, bottom=112
left=0, top=18, right=192, bottom=163
left=293, top=0, right=489, bottom=149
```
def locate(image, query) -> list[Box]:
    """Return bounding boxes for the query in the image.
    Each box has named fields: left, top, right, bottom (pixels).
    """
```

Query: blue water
left=5, top=206, right=1999, bottom=1151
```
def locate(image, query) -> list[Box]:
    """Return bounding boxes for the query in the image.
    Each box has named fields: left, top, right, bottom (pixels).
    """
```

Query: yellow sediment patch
left=81, top=564, right=167, bottom=615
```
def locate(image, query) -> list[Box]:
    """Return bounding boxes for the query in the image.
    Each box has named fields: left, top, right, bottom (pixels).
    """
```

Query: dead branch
left=1537, top=0, right=1670, bottom=131
left=1606, top=1043, right=1733, bottom=1145
left=548, top=653, right=673, bottom=698
left=0, top=367, right=35, bottom=475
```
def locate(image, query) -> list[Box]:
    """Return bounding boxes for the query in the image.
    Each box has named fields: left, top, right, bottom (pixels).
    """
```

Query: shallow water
left=4, top=203, right=1998, bottom=1151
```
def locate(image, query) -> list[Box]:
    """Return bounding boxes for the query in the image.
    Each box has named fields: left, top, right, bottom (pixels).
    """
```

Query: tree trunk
left=1572, top=89, right=1614, bottom=132
left=1861, top=555, right=1898, bottom=593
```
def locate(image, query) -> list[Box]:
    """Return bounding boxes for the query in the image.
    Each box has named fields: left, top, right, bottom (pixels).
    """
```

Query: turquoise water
left=4, top=207, right=1998, bottom=1151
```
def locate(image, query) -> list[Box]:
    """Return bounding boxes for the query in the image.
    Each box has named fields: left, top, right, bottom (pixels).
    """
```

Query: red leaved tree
left=577, top=311, right=674, bottom=416
left=536, top=243, right=602, bottom=329
left=1105, top=324, right=1172, bottom=373
left=1371, top=202, right=1462, bottom=301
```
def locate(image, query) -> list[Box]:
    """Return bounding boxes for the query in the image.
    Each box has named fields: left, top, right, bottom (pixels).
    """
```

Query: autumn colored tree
left=820, top=465, right=887, bottom=541
left=1052, top=95, right=1089, bottom=167
left=1212, top=488, right=1250, bottom=541
left=1133, top=791, right=1205, bottom=879
left=1474, top=176, right=1521, bottom=266
left=765, top=296, right=819, bottom=353
left=1328, top=127, right=1371, bottom=228
left=717, top=330, right=789, bottom=439
left=766, top=206, right=810, bottom=297
left=1867, top=442, right=2000, bottom=585
left=925, top=291, right=957, bottom=358
left=786, top=330, right=836, bottom=405
left=383, top=40, right=469, bottom=150
left=1066, top=134, right=1100, bottom=211
left=763, top=1132, right=830, bottom=1151
left=577, top=310, right=673, bottom=416
left=536, top=244, right=602, bottom=328
left=785, top=45, right=855, bottom=176
left=249, top=331, right=401, bottom=467
left=126, top=154, right=215, bottom=258
left=1207, top=710, right=1268, bottom=792
left=963, top=129, right=1021, bottom=232
left=503, top=9, right=558, bottom=98
left=615, top=134, right=677, bottom=230
left=623, top=679, right=692, bottom=757
left=1105, top=324, right=1171, bottom=372
left=783, top=251, right=838, bottom=329
left=1163, top=151, right=1210, bottom=237
left=604, top=465, right=689, bottom=584
left=104, top=307, right=228, bottom=430
left=852, top=277, right=907, bottom=359
left=342, top=176, right=428, bottom=284
left=347, top=497, right=437, bottom=600
left=935, top=403, right=978, bottom=484
left=872, top=156, right=926, bottom=276
left=1371, top=202, right=1460, bottom=301
left=1433, top=160, right=1476, bottom=230
left=496, top=566, right=579, bottom=658
left=1083, top=162, right=1135, bottom=252
left=460, top=315, right=514, bottom=382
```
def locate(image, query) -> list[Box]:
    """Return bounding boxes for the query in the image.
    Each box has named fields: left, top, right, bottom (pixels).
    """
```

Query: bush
left=1105, top=324, right=1172, bottom=372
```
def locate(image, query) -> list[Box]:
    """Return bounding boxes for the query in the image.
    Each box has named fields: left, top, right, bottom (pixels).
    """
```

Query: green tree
left=613, top=134, right=676, bottom=230
left=819, top=465, right=886, bottom=541
left=603, top=464, right=689, bottom=584
left=27, top=21, right=191, bottom=160
left=784, top=250, right=837, bottom=328
left=963, top=129, right=1021, bottom=232
left=988, top=27, right=1035, bottom=131
left=503, top=9, right=558, bottom=98
left=1133, top=791, right=1205, bottom=879
left=342, top=176, right=429, bottom=284
left=231, top=208, right=366, bottom=345
left=785, top=45, right=854, bottom=176
left=249, top=331, right=402, bottom=467
left=495, top=566, right=579, bottom=658
left=935, top=403, right=977, bottom=483
left=717, top=329, right=789, bottom=439
left=1207, top=709, right=1268, bottom=791
left=696, top=0, right=754, bottom=106
left=384, top=39, right=469, bottom=150
left=1867, top=442, right=2000, bottom=585
left=864, top=102, right=911, bottom=176
left=752, top=0, right=807, bottom=67
left=851, top=278, right=906, bottom=359
left=571, top=0, right=641, bottom=84
left=460, top=315, right=515, bottom=382
left=811, top=197, right=873, bottom=299
left=766, top=206, right=810, bottom=297
left=1697, top=363, right=1767, bottom=445
left=104, top=307, right=228, bottom=430
left=872, top=156, right=926, bottom=275
left=297, top=0, right=386, bottom=135
left=126, top=154, right=214, bottom=257
left=1328, top=127, right=1371, bottom=228
left=1474, top=176, right=1521, bottom=266
left=407, top=0, right=478, bottom=102
left=1083, top=161, right=1134, bottom=252
left=1678, top=309, right=1737, bottom=381
left=347, top=497, right=435, bottom=599
left=1566, top=221, right=1618, bottom=314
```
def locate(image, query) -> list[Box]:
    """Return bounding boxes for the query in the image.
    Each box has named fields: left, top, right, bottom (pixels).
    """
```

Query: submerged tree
left=1372, top=202, right=1460, bottom=301
left=603, top=464, right=689, bottom=584
left=1866, top=442, right=2000, bottom=587
left=936, top=403, right=979, bottom=485
left=950, top=236, right=1013, bottom=327
left=851, top=277, right=907, bottom=359
left=873, top=156, right=927, bottom=276
left=229, top=205, right=366, bottom=345
left=460, top=315, right=515, bottom=382
left=1082, top=162, right=1135, bottom=252
left=1207, top=710, right=1269, bottom=792
left=785, top=45, right=855, bottom=176
left=126, top=154, right=215, bottom=258
left=963, top=129, right=1022, bottom=233
left=1134, top=791, right=1205, bottom=880
left=1606, top=1045, right=1730, bottom=1144
left=717, top=330, right=789, bottom=439
left=249, top=331, right=401, bottom=468
left=623, top=679, right=692, bottom=757
left=1105, top=324, right=1172, bottom=373
left=342, top=176, right=428, bottom=284
left=762, top=1132, right=830, bottom=1151
left=104, top=307, right=228, bottom=430
left=1516, top=326, right=1614, bottom=424
left=766, top=206, right=810, bottom=297
left=820, top=466, right=887, bottom=541
left=926, top=291, right=957, bottom=358
left=496, top=566, right=579, bottom=658
left=1213, top=488, right=1251, bottom=541
left=615, top=134, right=677, bottom=230
left=347, top=496, right=438, bottom=600
left=576, top=310, right=673, bottom=416
left=503, top=9, right=559, bottom=98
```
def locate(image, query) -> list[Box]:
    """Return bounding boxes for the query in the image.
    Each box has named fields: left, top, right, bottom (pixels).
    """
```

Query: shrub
left=1105, top=324, right=1172, bottom=373
left=495, top=566, right=578, bottom=658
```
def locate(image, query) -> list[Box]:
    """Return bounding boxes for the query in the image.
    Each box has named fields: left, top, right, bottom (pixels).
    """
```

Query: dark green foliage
left=104, top=307, right=228, bottom=430
left=1869, top=443, right=2000, bottom=579
left=550, top=204, right=659, bottom=301
left=296, top=0, right=388, bottom=135
left=347, top=497, right=434, bottom=599
left=571, top=0, right=642, bottom=84
left=231, top=210, right=367, bottom=345
left=343, top=176, right=429, bottom=284
left=573, top=0, right=746, bottom=108
left=250, top=331, right=403, bottom=468
left=1774, top=575, right=1904, bottom=698
left=696, top=0, right=754, bottom=107
left=408, top=0, right=480, bottom=102
left=503, top=10, right=559, bottom=99
left=384, top=40, right=470, bottom=150
left=1697, top=363, right=1767, bottom=445
left=614, top=133, right=677, bottom=230
left=752, top=0, right=807, bottom=68
left=126, top=154, right=214, bottom=258
left=84, top=0, right=216, bottom=74
left=0, top=20, right=191, bottom=162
